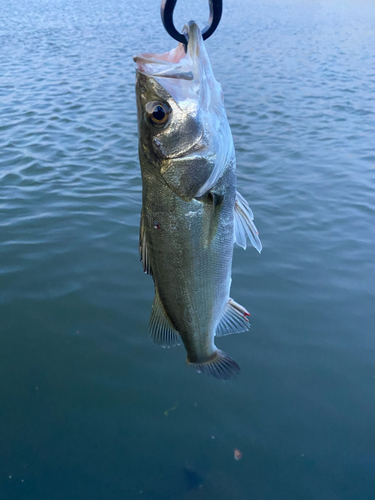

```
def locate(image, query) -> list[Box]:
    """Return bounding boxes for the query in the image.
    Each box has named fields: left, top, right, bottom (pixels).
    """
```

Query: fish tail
left=187, top=350, right=240, bottom=380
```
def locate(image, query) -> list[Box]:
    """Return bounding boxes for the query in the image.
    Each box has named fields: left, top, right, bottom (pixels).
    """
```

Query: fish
left=133, top=21, right=261, bottom=380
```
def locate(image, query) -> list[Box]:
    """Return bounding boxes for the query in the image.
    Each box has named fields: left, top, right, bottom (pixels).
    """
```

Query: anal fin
left=150, top=291, right=181, bottom=347
left=234, top=191, right=262, bottom=252
left=140, top=210, right=152, bottom=275
left=216, top=298, right=251, bottom=337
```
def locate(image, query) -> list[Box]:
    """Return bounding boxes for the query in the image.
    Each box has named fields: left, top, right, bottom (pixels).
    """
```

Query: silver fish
left=134, top=22, right=261, bottom=379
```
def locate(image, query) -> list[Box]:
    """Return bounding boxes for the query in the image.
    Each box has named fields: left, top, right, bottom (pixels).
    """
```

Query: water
left=1, top=0, right=375, bottom=498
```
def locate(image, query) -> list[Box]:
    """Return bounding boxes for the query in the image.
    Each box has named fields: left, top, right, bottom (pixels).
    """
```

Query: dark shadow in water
left=142, top=464, right=204, bottom=499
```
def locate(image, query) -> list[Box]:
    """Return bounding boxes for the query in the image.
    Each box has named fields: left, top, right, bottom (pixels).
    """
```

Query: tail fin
left=187, top=350, right=240, bottom=380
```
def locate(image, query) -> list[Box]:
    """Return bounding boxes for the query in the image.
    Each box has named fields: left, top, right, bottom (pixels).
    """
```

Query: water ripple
left=1, top=1, right=375, bottom=496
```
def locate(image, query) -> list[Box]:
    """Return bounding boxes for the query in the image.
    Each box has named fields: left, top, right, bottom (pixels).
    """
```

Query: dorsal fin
left=234, top=191, right=262, bottom=252
left=150, top=291, right=181, bottom=347
left=215, top=298, right=251, bottom=337
left=139, top=211, right=152, bottom=275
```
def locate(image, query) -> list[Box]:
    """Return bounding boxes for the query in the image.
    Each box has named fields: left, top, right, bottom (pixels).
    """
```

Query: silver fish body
left=134, top=22, right=261, bottom=379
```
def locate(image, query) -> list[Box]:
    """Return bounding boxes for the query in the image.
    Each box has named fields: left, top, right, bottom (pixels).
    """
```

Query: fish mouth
left=133, top=21, right=203, bottom=80
left=133, top=44, right=187, bottom=70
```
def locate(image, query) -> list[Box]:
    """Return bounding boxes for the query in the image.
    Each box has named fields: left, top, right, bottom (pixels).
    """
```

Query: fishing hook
left=160, top=0, right=223, bottom=46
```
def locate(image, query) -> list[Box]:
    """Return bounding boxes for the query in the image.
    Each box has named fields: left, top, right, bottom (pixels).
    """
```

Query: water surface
left=1, top=0, right=375, bottom=498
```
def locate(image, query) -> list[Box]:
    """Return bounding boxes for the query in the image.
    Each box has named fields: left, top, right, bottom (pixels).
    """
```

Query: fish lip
left=133, top=55, right=171, bottom=65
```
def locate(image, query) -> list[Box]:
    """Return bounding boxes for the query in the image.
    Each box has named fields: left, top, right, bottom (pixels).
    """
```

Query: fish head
left=134, top=21, right=233, bottom=200
left=134, top=67, right=203, bottom=162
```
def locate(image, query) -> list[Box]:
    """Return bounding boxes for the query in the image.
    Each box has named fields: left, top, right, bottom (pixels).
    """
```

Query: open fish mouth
left=133, top=45, right=192, bottom=80
left=133, top=21, right=207, bottom=83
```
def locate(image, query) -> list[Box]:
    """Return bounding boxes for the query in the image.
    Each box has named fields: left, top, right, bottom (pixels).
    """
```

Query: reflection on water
left=1, top=0, right=375, bottom=498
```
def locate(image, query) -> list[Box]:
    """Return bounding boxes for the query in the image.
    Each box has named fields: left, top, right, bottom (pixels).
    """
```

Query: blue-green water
left=1, top=0, right=375, bottom=498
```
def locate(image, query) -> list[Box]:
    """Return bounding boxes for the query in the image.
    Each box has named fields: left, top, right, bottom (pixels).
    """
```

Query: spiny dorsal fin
left=150, top=291, right=181, bottom=347
left=215, top=298, right=251, bottom=337
left=139, top=211, right=152, bottom=275
left=187, top=349, right=240, bottom=380
left=234, top=191, right=262, bottom=253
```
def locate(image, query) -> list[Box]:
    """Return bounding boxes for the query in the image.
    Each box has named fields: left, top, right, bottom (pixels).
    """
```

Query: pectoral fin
left=139, top=211, right=152, bottom=275
left=150, top=291, right=181, bottom=347
left=215, top=298, right=251, bottom=337
left=234, top=191, right=262, bottom=252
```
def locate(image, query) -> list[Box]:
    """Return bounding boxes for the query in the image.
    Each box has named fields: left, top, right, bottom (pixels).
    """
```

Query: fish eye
left=151, top=105, right=166, bottom=122
left=145, top=101, right=171, bottom=127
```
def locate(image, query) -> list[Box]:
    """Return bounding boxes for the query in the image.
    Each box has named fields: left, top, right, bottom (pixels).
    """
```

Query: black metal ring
left=160, top=0, right=223, bottom=45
